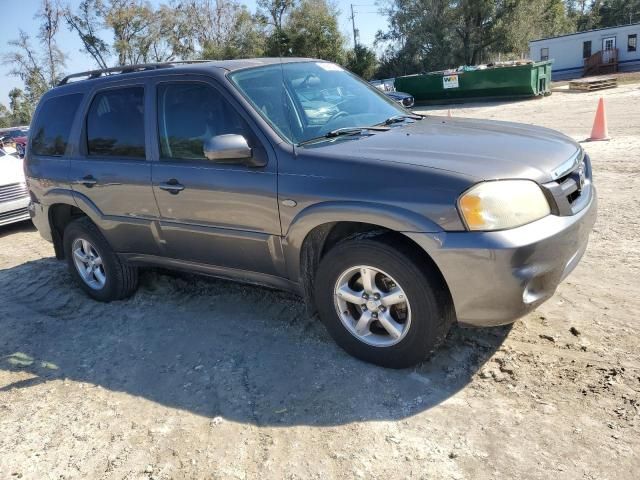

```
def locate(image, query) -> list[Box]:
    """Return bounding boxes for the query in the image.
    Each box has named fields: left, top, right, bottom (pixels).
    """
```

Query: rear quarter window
left=31, top=93, right=83, bottom=156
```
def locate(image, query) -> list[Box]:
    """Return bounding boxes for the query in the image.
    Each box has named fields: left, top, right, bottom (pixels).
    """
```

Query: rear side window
left=31, top=93, right=83, bottom=156
left=87, top=87, right=145, bottom=158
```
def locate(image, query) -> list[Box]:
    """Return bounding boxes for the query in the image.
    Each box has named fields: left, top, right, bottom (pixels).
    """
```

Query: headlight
left=458, top=180, right=550, bottom=231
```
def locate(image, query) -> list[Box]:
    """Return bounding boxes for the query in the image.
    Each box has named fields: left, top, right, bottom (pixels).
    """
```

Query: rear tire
left=63, top=217, right=138, bottom=302
left=315, top=236, right=454, bottom=368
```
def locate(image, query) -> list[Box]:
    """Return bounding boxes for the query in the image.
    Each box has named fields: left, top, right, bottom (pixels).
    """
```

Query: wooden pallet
left=569, top=77, right=618, bottom=92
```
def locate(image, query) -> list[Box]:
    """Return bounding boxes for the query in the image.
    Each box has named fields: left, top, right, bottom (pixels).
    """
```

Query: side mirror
left=203, top=134, right=253, bottom=164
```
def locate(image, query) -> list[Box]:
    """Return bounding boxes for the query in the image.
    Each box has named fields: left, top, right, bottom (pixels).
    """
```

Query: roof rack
left=57, top=60, right=212, bottom=86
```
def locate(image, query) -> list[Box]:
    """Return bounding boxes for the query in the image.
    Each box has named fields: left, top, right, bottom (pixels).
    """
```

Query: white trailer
left=529, top=23, right=640, bottom=80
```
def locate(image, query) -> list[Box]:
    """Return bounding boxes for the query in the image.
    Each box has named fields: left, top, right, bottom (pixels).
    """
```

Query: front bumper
left=28, top=199, right=54, bottom=242
left=0, top=196, right=31, bottom=227
left=407, top=187, right=597, bottom=326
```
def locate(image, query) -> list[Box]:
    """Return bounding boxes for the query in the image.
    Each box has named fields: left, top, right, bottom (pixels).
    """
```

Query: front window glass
left=229, top=62, right=405, bottom=145
left=157, top=82, right=253, bottom=161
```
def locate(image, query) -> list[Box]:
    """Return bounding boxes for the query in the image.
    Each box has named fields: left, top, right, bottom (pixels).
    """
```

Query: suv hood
left=316, top=116, right=582, bottom=183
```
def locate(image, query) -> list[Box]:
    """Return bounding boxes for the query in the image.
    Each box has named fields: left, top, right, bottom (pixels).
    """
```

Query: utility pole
left=350, top=3, right=359, bottom=62
left=350, top=4, right=358, bottom=50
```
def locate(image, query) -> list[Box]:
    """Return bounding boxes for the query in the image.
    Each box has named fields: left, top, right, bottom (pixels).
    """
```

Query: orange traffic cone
left=447, top=109, right=452, bottom=117
left=588, top=97, right=610, bottom=141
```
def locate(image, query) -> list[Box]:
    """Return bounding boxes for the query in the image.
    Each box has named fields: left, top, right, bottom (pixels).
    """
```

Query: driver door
left=150, top=77, right=281, bottom=275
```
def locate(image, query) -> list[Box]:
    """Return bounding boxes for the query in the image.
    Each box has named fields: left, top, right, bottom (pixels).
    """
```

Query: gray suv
left=25, top=58, right=597, bottom=368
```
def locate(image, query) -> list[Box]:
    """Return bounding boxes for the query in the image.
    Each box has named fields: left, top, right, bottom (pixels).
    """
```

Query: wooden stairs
left=583, top=49, right=618, bottom=77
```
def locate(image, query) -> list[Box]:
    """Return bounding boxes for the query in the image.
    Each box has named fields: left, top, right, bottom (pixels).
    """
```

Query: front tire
left=63, top=217, right=138, bottom=302
left=315, top=236, right=454, bottom=368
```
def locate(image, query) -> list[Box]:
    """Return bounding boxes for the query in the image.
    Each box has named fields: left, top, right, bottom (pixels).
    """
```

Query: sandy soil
left=1, top=84, right=639, bottom=480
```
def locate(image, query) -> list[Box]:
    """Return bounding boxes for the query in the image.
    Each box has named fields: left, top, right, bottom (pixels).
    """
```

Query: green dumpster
left=394, top=61, right=553, bottom=104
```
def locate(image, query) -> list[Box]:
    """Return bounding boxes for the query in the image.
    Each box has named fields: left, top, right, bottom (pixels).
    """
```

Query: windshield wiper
left=380, top=114, right=424, bottom=125
left=297, top=126, right=390, bottom=147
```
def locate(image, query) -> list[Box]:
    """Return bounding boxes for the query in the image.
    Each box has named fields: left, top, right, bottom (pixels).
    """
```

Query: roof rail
left=57, top=60, right=212, bottom=86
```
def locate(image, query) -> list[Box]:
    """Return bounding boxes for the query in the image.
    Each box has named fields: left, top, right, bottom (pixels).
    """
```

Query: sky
left=0, top=0, right=388, bottom=106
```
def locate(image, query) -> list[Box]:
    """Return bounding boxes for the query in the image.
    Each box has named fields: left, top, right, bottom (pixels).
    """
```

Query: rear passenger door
left=150, top=77, right=281, bottom=275
left=68, top=81, right=161, bottom=255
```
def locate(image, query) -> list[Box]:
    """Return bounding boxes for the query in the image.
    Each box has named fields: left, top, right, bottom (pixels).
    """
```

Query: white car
left=0, top=148, right=30, bottom=226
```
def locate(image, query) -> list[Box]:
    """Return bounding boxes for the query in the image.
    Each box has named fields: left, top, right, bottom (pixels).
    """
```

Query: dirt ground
left=1, top=83, right=639, bottom=480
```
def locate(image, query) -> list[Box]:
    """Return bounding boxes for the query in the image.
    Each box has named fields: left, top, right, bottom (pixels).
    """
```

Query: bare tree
left=5, top=33, right=50, bottom=97
left=165, top=0, right=265, bottom=59
left=36, top=0, right=67, bottom=85
left=63, top=0, right=110, bottom=69
left=183, top=0, right=245, bottom=52
left=3, top=32, right=52, bottom=119
left=4, top=0, right=66, bottom=91
left=4, top=31, right=48, bottom=90
left=2, top=0, right=68, bottom=118
left=102, top=0, right=153, bottom=65
left=258, top=0, right=296, bottom=31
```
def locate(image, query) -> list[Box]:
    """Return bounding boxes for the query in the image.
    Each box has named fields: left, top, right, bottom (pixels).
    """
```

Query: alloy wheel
left=333, top=265, right=412, bottom=347
left=72, top=238, right=106, bottom=290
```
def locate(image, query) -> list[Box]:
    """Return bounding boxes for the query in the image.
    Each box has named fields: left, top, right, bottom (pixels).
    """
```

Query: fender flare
left=282, top=201, right=444, bottom=282
left=71, top=191, right=108, bottom=225
left=41, top=189, right=79, bottom=228
left=38, top=189, right=81, bottom=257
left=43, top=189, right=102, bottom=224
left=45, top=190, right=152, bottom=250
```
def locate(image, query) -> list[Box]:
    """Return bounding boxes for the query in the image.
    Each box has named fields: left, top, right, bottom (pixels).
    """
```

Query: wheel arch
left=283, top=201, right=451, bottom=314
left=48, top=201, right=91, bottom=259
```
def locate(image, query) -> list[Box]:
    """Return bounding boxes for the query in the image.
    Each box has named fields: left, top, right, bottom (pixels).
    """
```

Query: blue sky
left=0, top=0, right=387, bottom=106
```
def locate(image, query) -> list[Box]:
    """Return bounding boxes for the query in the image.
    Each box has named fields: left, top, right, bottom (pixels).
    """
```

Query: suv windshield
left=229, top=61, right=406, bottom=145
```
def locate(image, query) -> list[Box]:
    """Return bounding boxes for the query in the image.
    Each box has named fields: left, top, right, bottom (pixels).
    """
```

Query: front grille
left=0, top=182, right=28, bottom=203
left=0, top=207, right=30, bottom=225
left=558, top=161, right=586, bottom=205
left=543, top=153, right=592, bottom=216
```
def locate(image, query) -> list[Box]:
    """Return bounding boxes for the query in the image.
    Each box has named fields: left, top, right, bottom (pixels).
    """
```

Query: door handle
left=74, top=175, right=97, bottom=187
left=158, top=179, right=185, bottom=194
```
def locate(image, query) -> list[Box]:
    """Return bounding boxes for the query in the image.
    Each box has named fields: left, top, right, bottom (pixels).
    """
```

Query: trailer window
left=540, top=48, right=549, bottom=61
left=629, top=34, right=637, bottom=52
left=583, top=41, right=592, bottom=59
